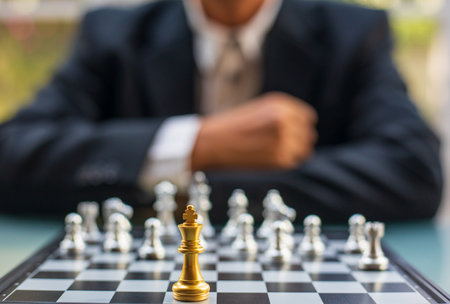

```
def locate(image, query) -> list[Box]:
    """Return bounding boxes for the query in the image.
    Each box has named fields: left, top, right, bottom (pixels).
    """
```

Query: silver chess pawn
left=189, top=173, right=215, bottom=238
left=77, top=201, right=101, bottom=243
left=102, top=197, right=133, bottom=230
left=138, top=218, right=165, bottom=260
left=232, top=213, right=258, bottom=255
left=103, top=213, right=133, bottom=253
left=345, top=214, right=368, bottom=254
left=221, top=189, right=249, bottom=239
left=265, top=220, right=292, bottom=262
left=60, top=213, right=86, bottom=256
left=153, top=181, right=178, bottom=242
left=358, top=222, right=389, bottom=271
left=257, top=189, right=284, bottom=238
left=298, top=215, right=325, bottom=256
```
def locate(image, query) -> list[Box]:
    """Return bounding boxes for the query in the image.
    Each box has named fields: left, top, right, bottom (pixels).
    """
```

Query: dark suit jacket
left=0, top=0, right=443, bottom=222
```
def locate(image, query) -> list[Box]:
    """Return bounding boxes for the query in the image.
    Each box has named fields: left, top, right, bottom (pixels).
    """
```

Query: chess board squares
left=32, top=271, right=79, bottom=279
left=75, top=269, right=127, bottom=281
left=351, top=271, right=406, bottom=283
left=91, top=253, right=136, bottom=264
left=368, top=292, right=430, bottom=304
left=116, top=280, right=169, bottom=292
left=175, top=263, right=216, bottom=270
left=217, top=261, right=262, bottom=272
left=217, top=292, right=269, bottom=304
left=127, top=260, right=176, bottom=272
left=266, top=282, right=316, bottom=292
left=68, top=280, right=120, bottom=291
left=87, top=262, right=129, bottom=270
left=309, top=273, right=357, bottom=281
left=217, top=280, right=267, bottom=293
left=362, top=283, right=414, bottom=293
left=261, top=263, right=302, bottom=271
left=39, top=260, right=89, bottom=272
left=124, top=271, right=171, bottom=280
left=6, top=290, right=64, bottom=302
left=16, top=278, right=74, bottom=291
left=320, top=293, right=376, bottom=304
left=164, top=291, right=217, bottom=304
left=218, top=272, right=263, bottom=280
left=303, top=262, right=351, bottom=273
left=110, top=292, right=166, bottom=304
left=56, top=290, right=115, bottom=303
left=268, top=292, right=323, bottom=304
left=262, top=270, right=311, bottom=283
left=313, top=282, right=367, bottom=293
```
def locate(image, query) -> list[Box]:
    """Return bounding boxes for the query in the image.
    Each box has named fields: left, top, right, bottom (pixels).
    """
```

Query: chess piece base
left=173, top=281, right=210, bottom=302
left=358, top=256, right=389, bottom=271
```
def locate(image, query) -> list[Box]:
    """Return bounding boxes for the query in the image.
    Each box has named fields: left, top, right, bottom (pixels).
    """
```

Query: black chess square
left=69, top=280, right=120, bottom=291
left=320, top=293, right=376, bottom=304
left=217, top=293, right=270, bottom=304
left=32, top=271, right=79, bottom=279
left=218, top=272, right=263, bottom=280
left=6, top=290, right=64, bottom=302
left=309, top=273, right=356, bottom=281
left=266, top=282, right=316, bottom=292
left=88, top=262, right=129, bottom=269
left=110, top=292, right=165, bottom=303
left=362, top=282, right=414, bottom=293
left=125, top=271, right=171, bottom=280
left=167, top=282, right=216, bottom=292
left=262, top=263, right=303, bottom=271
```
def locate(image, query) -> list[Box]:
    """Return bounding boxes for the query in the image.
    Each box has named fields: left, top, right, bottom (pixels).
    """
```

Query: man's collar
left=183, top=0, right=283, bottom=72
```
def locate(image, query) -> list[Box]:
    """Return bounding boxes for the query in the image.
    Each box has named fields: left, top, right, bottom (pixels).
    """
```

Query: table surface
left=0, top=214, right=449, bottom=294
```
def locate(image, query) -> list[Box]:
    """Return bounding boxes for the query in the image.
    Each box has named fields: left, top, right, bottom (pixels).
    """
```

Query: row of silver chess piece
left=59, top=172, right=389, bottom=271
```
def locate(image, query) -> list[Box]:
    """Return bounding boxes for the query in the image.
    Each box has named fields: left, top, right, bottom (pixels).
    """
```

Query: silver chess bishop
left=153, top=181, right=178, bottom=242
left=60, top=213, right=86, bottom=256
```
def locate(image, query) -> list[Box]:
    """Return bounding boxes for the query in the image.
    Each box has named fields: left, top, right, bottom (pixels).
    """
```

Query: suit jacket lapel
left=141, top=2, right=196, bottom=116
left=261, top=0, right=324, bottom=105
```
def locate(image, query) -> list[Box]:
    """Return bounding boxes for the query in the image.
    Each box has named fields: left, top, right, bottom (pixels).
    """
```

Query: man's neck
left=199, top=0, right=266, bottom=27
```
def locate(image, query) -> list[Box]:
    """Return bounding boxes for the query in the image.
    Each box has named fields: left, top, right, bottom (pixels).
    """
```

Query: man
left=0, top=0, right=443, bottom=222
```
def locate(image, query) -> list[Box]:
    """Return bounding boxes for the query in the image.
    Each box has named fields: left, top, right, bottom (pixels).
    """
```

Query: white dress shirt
left=138, top=0, right=282, bottom=192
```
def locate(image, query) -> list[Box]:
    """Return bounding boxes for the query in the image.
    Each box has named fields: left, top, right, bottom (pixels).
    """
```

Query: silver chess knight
left=139, top=218, right=165, bottom=260
left=257, top=190, right=296, bottom=238
left=77, top=201, right=101, bottom=242
left=298, top=215, right=325, bottom=256
left=358, top=222, right=389, bottom=271
left=345, top=214, right=368, bottom=254
left=60, top=213, right=86, bottom=256
left=103, top=212, right=133, bottom=253
left=189, top=172, right=215, bottom=237
left=221, top=189, right=249, bottom=239
left=153, top=181, right=178, bottom=242
left=231, top=213, right=258, bottom=255
left=265, top=220, right=292, bottom=262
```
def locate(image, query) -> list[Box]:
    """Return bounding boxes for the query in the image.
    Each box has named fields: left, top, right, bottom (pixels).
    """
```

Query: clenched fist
left=190, top=92, right=318, bottom=171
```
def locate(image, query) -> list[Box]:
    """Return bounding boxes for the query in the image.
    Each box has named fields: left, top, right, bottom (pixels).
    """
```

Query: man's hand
left=191, top=92, right=318, bottom=171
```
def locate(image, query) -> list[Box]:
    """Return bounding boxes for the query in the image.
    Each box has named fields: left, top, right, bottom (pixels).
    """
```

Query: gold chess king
left=172, top=205, right=210, bottom=301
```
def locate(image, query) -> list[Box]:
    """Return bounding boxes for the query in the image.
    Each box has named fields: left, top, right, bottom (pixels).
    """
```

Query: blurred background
left=0, top=0, right=449, bottom=221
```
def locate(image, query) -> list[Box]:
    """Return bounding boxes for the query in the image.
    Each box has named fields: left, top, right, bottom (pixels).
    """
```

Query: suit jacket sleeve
left=0, top=12, right=165, bottom=212
left=207, top=13, right=443, bottom=222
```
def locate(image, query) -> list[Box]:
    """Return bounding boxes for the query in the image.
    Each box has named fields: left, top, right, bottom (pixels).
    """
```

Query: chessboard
left=0, top=229, right=449, bottom=304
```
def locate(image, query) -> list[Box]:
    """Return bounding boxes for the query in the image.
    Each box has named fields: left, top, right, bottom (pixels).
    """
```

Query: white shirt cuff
left=138, top=115, right=201, bottom=193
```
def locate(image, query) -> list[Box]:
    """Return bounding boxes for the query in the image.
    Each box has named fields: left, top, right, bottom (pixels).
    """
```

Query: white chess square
left=117, top=280, right=169, bottom=292
left=163, top=292, right=217, bottom=304
left=262, top=271, right=311, bottom=282
left=39, top=260, right=89, bottom=272
left=217, top=281, right=267, bottom=293
left=75, top=269, right=127, bottom=281
left=17, top=279, right=74, bottom=291
left=268, top=292, right=324, bottom=304
left=90, top=253, right=136, bottom=264
left=339, top=254, right=361, bottom=266
left=352, top=271, right=406, bottom=283
left=57, top=290, right=115, bottom=303
left=369, top=292, right=430, bottom=304
left=128, top=261, right=175, bottom=272
left=313, top=282, right=366, bottom=293
left=217, top=262, right=262, bottom=272
left=303, top=262, right=350, bottom=273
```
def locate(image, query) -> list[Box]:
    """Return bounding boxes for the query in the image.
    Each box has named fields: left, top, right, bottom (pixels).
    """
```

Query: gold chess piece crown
left=172, top=205, right=210, bottom=301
